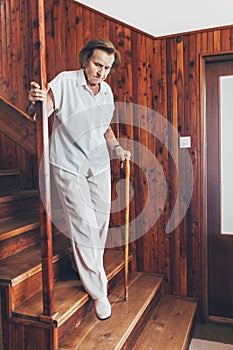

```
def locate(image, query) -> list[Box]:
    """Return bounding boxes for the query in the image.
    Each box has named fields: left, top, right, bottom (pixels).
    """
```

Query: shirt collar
left=77, top=69, right=107, bottom=95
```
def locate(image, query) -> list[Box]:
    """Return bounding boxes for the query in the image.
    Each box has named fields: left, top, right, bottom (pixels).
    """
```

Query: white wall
left=76, top=0, right=233, bottom=36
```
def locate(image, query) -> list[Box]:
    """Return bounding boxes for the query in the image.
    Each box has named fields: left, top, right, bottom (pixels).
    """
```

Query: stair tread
left=0, top=169, right=20, bottom=176
left=0, top=189, right=38, bottom=202
left=133, top=294, right=197, bottom=350
left=0, top=233, right=71, bottom=285
left=59, top=272, right=162, bottom=349
left=13, top=250, right=134, bottom=326
left=0, top=211, right=40, bottom=240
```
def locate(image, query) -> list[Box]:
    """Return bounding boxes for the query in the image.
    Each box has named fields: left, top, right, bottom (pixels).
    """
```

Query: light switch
left=179, top=136, right=191, bottom=148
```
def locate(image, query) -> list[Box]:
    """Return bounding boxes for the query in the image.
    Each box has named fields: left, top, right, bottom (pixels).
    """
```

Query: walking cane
left=124, top=156, right=130, bottom=301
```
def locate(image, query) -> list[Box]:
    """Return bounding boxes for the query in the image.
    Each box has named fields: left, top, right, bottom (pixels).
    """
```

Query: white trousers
left=52, top=166, right=111, bottom=300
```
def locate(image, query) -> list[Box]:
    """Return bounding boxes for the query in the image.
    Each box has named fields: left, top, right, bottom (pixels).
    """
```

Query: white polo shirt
left=48, top=70, right=114, bottom=176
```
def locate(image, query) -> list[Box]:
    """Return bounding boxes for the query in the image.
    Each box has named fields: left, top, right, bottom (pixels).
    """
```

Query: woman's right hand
left=29, top=81, right=47, bottom=104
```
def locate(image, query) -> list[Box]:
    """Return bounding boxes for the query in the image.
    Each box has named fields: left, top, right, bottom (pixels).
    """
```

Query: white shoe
left=94, top=296, right=112, bottom=320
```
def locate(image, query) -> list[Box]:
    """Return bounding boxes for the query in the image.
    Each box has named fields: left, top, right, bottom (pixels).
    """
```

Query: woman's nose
left=97, top=66, right=104, bottom=76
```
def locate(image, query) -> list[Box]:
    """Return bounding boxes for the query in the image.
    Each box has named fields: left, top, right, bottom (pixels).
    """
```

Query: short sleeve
left=48, top=72, right=64, bottom=113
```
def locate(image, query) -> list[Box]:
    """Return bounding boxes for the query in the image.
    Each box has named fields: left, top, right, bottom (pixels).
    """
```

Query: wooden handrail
left=34, top=0, right=55, bottom=317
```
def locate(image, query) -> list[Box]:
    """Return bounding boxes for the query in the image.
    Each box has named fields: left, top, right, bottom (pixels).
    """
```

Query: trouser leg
left=52, top=166, right=111, bottom=300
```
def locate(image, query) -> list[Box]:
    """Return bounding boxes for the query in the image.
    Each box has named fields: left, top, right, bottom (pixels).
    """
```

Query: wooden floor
left=133, top=295, right=197, bottom=350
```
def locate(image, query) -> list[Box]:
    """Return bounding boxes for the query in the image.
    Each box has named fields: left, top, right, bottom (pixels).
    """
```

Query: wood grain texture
left=1, top=0, right=233, bottom=314
left=133, top=295, right=197, bottom=350
left=59, top=272, right=162, bottom=350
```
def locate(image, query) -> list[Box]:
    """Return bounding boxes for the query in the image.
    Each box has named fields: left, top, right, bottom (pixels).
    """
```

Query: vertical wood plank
left=221, top=28, right=231, bottom=51
left=214, top=30, right=221, bottom=52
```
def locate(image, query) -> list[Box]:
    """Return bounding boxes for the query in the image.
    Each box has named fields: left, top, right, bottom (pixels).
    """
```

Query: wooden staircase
left=0, top=97, right=197, bottom=349
left=0, top=174, right=198, bottom=350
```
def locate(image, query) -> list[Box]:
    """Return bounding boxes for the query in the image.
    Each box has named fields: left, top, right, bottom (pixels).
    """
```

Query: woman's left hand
left=113, top=145, right=131, bottom=161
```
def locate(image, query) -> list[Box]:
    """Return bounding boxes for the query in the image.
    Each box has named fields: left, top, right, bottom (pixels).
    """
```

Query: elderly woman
left=29, top=38, right=130, bottom=320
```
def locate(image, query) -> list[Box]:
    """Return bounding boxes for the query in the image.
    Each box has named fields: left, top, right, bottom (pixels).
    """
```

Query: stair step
left=59, top=272, right=163, bottom=350
left=0, top=169, right=20, bottom=194
left=0, top=233, right=71, bottom=286
left=12, top=250, right=134, bottom=322
left=0, top=211, right=41, bottom=260
left=0, top=190, right=39, bottom=221
left=132, top=294, right=197, bottom=350
left=0, top=211, right=40, bottom=241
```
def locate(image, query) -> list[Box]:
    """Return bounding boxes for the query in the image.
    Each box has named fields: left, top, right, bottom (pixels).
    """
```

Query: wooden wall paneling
left=0, top=2, right=4, bottom=96
left=75, top=4, right=84, bottom=62
left=142, top=37, right=155, bottom=273
left=168, top=37, right=179, bottom=295
left=5, top=137, right=17, bottom=170
left=135, top=34, right=149, bottom=271
left=82, top=8, right=92, bottom=45
left=201, top=31, right=208, bottom=53
left=0, top=1, right=6, bottom=97
left=0, top=131, right=37, bottom=189
left=123, top=29, right=137, bottom=268
left=230, top=28, right=233, bottom=49
left=214, top=30, right=221, bottom=52
left=16, top=144, right=26, bottom=189
left=108, top=26, right=126, bottom=247
left=207, top=30, right=214, bottom=52
left=153, top=38, right=167, bottom=285
left=12, top=0, right=21, bottom=106
left=194, top=32, right=202, bottom=300
left=221, top=28, right=231, bottom=51
left=30, top=0, right=41, bottom=84
left=115, top=23, right=128, bottom=242
left=45, top=1, right=56, bottom=82
left=144, top=36, right=155, bottom=274
left=53, top=0, right=66, bottom=74
left=52, top=0, right=61, bottom=74
left=11, top=322, right=25, bottom=350
left=94, top=12, right=108, bottom=39
left=25, top=0, right=34, bottom=111
left=0, top=133, right=7, bottom=169
left=64, top=1, right=76, bottom=71
left=117, top=27, right=134, bottom=250
left=108, top=22, right=122, bottom=248
left=5, top=1, right=12, bottom=101
left=130, top=31, right=139, bottom=265
left=188, top=33, right=200, bottom=299
left=165, top=47, right=173, bottom=291
left=159, top=38, right=171, bottom=293
left=20, top=0, right=30, bottom=99
left=174, top=35, right=186, bottom=296
left=180, top=34, right=190, bottom=297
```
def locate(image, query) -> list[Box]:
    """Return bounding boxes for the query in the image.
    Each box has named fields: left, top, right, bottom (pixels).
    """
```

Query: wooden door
left=206, top=59, right=233, bottom=319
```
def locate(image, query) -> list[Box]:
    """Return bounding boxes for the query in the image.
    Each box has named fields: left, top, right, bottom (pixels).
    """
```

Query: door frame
left=199, top=50, right=233, bottom=323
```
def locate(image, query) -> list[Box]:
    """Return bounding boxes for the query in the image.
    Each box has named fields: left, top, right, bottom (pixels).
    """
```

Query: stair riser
left=58, top=299, right=93, bottom=345
left=58, top=268, right=126, bottom=345
left=0, top=228, right=40, bottom=260
left=122, top=287, right=162, bottom=349
left=11, top=255, right=71, bottom=310
left=0, top=196, right=39, bottom=221
left=0, top=174, right=20, bottom=194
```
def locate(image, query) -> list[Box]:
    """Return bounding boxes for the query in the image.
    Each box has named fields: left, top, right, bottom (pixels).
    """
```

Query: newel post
left=33, top=0, right=55, bottom=317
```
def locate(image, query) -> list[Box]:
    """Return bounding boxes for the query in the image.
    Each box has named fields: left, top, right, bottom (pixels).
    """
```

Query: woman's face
left=84, top=49, right=115, bottom=86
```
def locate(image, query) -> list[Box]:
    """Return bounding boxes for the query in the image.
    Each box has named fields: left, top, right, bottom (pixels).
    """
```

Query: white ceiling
left=76, top=0, right=233, bottom=37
